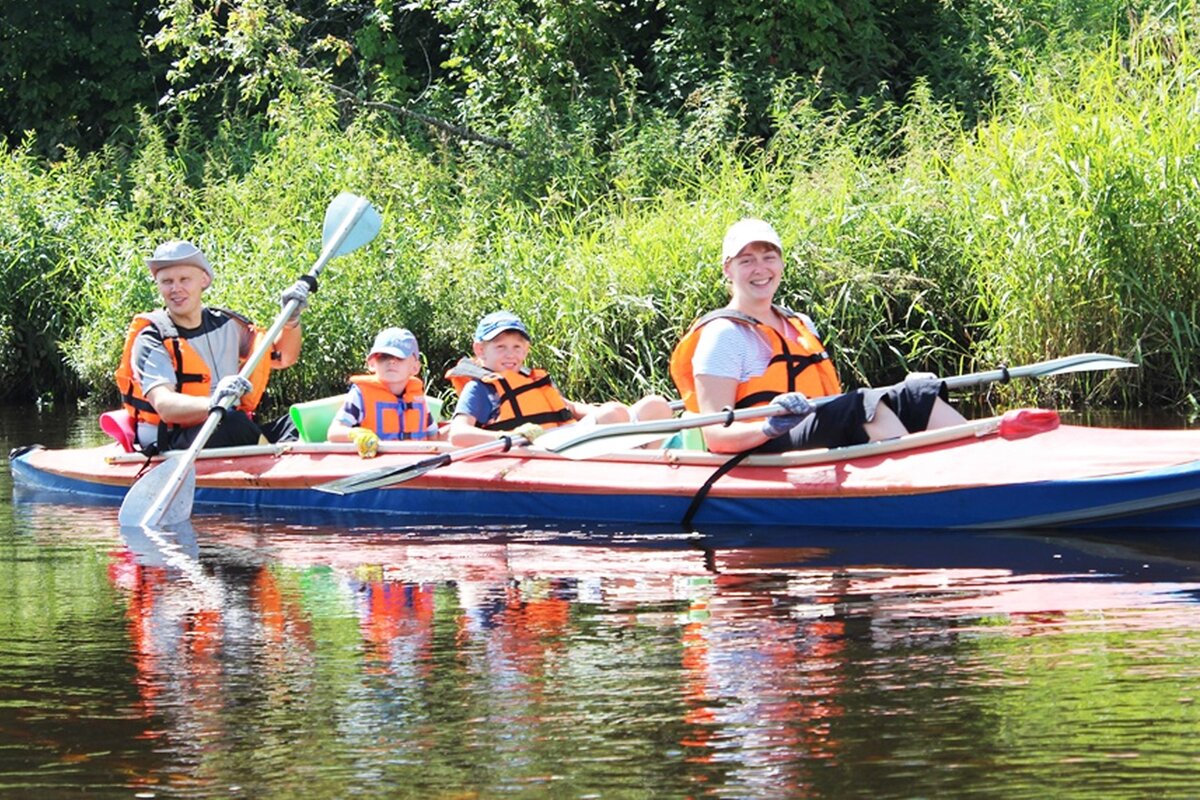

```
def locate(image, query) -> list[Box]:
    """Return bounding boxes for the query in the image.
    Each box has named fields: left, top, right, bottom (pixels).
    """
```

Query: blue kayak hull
left=11, top=420, right=1200, bottom=530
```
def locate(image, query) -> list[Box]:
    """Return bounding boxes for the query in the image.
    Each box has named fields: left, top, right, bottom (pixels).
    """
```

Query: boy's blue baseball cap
left=369, top=327, right=419, bottom=359
left=474, top=311, right=530, bottom=342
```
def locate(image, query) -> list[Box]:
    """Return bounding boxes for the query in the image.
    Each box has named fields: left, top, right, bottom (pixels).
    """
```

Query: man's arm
left=145, top=384, right=211, bottom=427
left=271, top=324, right=302, bottom=369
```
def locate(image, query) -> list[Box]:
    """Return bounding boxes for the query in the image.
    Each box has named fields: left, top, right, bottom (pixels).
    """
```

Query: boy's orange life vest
left=670, top=306, right=842, bottom=412
left=114, top=308, right=273, bottom=434
left=446, top=357, right=574, bottom=430
left=349, top=374, right=436, bottom=440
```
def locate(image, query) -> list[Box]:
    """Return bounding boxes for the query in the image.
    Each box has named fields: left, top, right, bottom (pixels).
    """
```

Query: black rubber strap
left=721, top=406, right=736, bottom=427
left=298, top=274, right=319, bottom=294
left=682, top=450, right=752, bottom=531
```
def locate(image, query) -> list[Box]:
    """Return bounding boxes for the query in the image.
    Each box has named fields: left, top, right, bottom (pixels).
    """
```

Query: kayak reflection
left=12, top=498, right=1200, bottom=798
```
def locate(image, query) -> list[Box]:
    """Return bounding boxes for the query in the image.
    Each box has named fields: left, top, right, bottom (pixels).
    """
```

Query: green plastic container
left=289, top=395, right=345, bottom=443
left=661, top=425, right=707, bottom=451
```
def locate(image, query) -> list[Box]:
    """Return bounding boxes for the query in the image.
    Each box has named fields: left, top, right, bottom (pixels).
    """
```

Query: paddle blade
left=313, top=454, right=452, bottom=495
left=117, top=456, right=196, bottom=527
left=1040, top=354, right=1136, bottom=375
left=548, top=431, right=669, bottom=460
left=323, top=192, right=381, bottom=256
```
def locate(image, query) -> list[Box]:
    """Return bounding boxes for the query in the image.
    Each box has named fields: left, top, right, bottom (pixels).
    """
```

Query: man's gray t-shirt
left=130, top=308, right=253, bottom=446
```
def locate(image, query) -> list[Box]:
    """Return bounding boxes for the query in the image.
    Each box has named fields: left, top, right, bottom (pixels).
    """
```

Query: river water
left=3, top=405, right=1200, bottom=798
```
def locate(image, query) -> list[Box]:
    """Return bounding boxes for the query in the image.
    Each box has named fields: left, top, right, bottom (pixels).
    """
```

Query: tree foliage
left=2, top=0, right=1152, bottom=164
left=0, top=0, right=166, bottom=156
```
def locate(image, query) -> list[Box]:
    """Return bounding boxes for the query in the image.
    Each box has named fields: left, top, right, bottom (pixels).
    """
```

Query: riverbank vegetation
left=3, top=1, right=1199, bottom=413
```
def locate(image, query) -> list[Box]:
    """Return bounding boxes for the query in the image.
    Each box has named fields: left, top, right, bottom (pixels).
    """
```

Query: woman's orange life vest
left=350, top=374, right=436, bottom=440
left=446, top=357, right=575, bottom=430
left=669, top=306, right=842, bottom=412
left=114, top=308, right=273, bottom=440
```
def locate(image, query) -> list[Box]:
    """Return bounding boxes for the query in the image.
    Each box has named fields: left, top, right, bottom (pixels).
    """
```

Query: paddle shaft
left=537, top=352, right=1135, bottom=455
left=138, top=197, right=374, bottom=527
left=316, top=433, right=530, bottom=494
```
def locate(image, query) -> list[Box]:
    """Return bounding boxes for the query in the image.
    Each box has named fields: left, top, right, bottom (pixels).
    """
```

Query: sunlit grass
left=6, top=7, right=1200, bottom=413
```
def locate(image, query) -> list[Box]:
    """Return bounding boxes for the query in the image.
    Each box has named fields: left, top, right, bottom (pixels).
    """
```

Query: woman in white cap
left=114, top=239, right=312, bottom=451
left=669, top=218, right=965, bottom=454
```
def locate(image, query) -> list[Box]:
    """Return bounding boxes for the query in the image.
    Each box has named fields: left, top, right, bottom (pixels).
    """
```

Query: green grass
left=6, top=7, right=1200, bottom=414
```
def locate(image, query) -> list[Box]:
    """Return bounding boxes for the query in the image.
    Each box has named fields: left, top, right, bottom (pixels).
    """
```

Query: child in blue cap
left=445, top=310, right=672, bottom=447
left=327, top=327, right=440, bottom=457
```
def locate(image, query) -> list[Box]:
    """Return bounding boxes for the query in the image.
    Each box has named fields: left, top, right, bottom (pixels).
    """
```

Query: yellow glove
left=348, top=427, right=380, bottom=459
left=511, top=422, right=545, bottom=443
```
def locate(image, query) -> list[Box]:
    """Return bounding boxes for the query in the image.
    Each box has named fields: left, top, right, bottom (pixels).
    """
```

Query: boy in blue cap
left=446, top=310, right=671, bottom=447
left=327, top=327, right=440, bottom=457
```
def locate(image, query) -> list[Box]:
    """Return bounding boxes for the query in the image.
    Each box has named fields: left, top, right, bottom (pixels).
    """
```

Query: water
left=3, top=405, right=1200, bottom=798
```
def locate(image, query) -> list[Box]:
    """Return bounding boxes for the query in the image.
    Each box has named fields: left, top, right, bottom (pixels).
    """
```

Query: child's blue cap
left=369, top=327, right=419, bottom=359
left=474, top=311, right=530, bottom=342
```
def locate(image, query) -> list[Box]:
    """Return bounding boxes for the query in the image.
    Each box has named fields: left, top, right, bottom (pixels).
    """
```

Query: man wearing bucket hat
left=669, top=218, right=966, bottom=454
left=113, top=239, right=311, bottom=451
left=445, top=310, right=672, bottom=447
left=326, top=327, right=440, bottom=458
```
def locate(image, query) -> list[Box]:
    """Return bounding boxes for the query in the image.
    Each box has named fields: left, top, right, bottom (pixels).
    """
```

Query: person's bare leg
left=588, top=401, right=630, bottom=425
left=862, top=403, right=909, bottom=441
left=629, top=395, right=673, bottom=422
left=925, top=398, right=968, bottom=429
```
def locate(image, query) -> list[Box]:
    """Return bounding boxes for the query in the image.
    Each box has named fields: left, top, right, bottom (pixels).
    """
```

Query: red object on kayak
left=999, top=408, right=1061, bottom=439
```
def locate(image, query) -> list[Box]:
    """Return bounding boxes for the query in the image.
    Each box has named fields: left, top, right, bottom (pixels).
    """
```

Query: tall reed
left=8, top=7, right=1200, bottom=415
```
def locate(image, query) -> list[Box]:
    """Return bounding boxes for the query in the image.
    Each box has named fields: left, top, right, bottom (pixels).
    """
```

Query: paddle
left=314, top=433, right=532, bottom=495
left=118, top=192, right=382, bottom=527
left=536, top=352, right=1137, bottom=459
left=314, top=399, right=691, bottom=495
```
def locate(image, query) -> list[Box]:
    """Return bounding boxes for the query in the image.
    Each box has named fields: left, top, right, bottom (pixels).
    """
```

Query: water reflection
left=4, top=492, right=1200, bottom=798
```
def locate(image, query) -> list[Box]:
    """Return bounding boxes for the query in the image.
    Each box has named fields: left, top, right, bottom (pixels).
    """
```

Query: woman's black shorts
left=755, top=378, right=948, bottom=453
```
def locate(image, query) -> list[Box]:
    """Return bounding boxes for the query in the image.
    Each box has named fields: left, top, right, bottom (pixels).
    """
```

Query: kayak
left=10, top=411, right=1200, bottom=531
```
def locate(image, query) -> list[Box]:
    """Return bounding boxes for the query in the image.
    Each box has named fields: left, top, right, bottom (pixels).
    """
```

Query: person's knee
left=591, top=401, right=630, bottom=424
left=630, top=395, right=673, bottom=422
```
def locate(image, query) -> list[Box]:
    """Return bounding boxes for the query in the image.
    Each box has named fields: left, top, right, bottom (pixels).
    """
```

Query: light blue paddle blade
left=117, top=455, right=196, bottom=527
left=323, top=192, right=382, bottom=257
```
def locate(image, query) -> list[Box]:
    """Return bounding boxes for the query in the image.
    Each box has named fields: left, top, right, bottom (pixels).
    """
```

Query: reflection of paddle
left=118, top=192, right=381, bottom=528
left=536, top=352, right=1136, bottom=459
left=118, top=520, right=225, bottom=609
left=314, top=433, right=532, bottom=495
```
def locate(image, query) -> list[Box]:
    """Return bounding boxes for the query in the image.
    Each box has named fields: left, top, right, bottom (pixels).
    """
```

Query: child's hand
left=348, top=427, right=380, bottom=458
left=512, top=422, right=545, bottom=443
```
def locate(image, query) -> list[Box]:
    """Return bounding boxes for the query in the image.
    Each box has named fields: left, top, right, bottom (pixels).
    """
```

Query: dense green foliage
left=3, top=0, right=1145, bottom=156
left=0, top=0, right=165, bottom=156
left=3, top=1, right=1199, bottom=414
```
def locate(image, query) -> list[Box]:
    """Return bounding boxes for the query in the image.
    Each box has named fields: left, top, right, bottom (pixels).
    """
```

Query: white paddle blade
left=550, top=431, right=669, bottom=460
left=117, top=457, right=196, bottom=527
left=1043, top=356, right=1137, bottom=375
left=323, top=192, right=382, bottom=256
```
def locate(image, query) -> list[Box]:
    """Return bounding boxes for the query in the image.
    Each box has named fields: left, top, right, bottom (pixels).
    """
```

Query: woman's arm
left=693, top=373, right=774, bottom=454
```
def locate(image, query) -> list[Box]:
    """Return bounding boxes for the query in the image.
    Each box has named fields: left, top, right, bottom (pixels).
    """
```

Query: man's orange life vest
left=446, top=357, right=574, bottom=430
left=350, top=374, right=436, bottom=440
left=114, top=308, right=272, bottom=445
left=669, top=306, right=842, bottom=412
